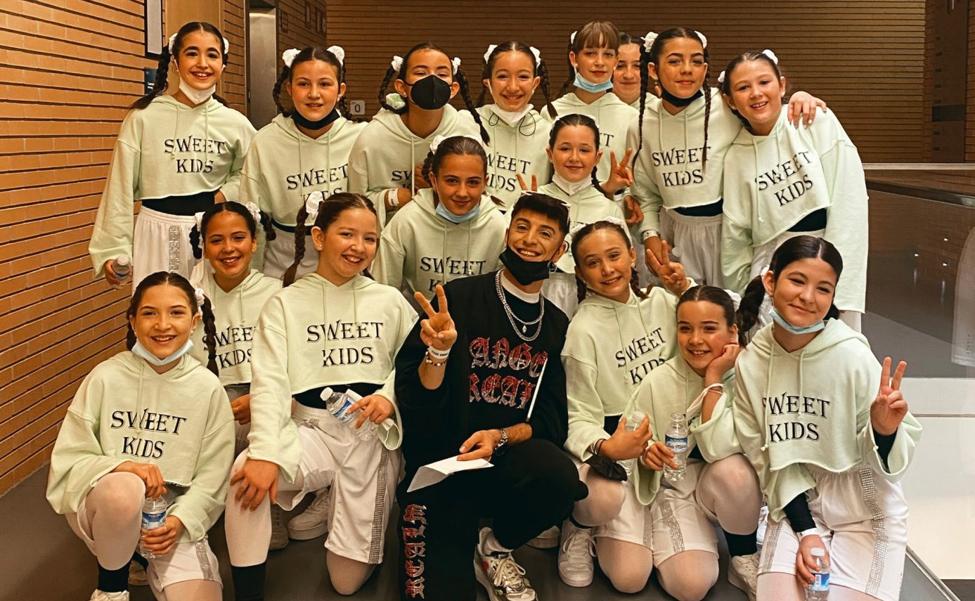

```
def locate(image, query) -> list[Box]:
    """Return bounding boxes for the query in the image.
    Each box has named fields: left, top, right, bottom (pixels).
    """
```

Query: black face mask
left=659, top=84, right=703, bottom=108
left=499, top=247, right=551, bottom=286
left=407, top=75, right=452, bottom=110
left=292, top=106, right=341, bottom=130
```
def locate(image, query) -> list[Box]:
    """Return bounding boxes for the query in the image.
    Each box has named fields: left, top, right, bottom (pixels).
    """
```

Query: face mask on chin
left=177, top=77, right=216, bottom=105
left=131, top=338, right=195, bottom=367
left=573, top=70, right=614, bottom=94
left=769, top=306, right=826, bottom=335
left=499, top=246, right=553, bottom=285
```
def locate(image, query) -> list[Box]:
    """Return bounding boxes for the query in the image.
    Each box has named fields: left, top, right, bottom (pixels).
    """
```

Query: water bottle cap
left=810, top=548, right=825, bottom=557
left=116, top=256, right=131, bottom=266
left=319, top=387, right=334, bottom=401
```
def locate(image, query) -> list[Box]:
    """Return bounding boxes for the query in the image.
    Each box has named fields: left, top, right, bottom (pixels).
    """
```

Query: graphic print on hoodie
left=372, top=188, right=506, bottom=298
left=476, top=104, right=553, bottom=208
left=733, top=320, right=922, bottom=521
left=89, top=95, right=256, bottom=275
left=721, top=108, right=868, bottom=313
left=347, top=104, right=481, bottom=225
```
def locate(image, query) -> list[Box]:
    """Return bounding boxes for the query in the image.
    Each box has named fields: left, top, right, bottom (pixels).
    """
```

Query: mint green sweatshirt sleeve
left=217, top=119, right=254, bottom=203
left=624, top=379, right=663, bottom=506
left=46, top=372, right=127, bottom=515
left=852, top=355, right=922, bottom=480
left=626, top=118, right=663, bottom=235
left=89, top=116, right=142, bottom=277
left=720, top=165, right=755, bottom=292
left=347, top=136, right=395, bottom=226
left=246, top=297, right=302, bottom=481
left=168, top=387, right=235, bottom=541
left=564, top=355, right=608, bottom=461
left=373, top=214, right=408, bottom=291
left=733, top=368, right=815, bottom=521
left=690, top=378, right=742, bottom=463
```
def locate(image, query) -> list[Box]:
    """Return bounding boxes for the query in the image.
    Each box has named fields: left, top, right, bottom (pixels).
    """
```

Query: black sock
left=130, top=552, right=148, bottom=570
left=725, top=529, right=758, bottom=557
left=568, top=515, right=592, bottom=530
left=97, top=563, right=129, bottom=593
left=231, top=563, right=267, bottom=601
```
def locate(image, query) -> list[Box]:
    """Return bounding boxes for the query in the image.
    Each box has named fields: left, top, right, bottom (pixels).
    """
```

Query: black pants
left=397, top=438, right=587, bottom=601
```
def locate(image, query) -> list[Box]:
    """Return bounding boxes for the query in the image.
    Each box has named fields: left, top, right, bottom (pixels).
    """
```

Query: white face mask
left=487, top=84, right=534, bottom=126
left=132, top=338, right=194, bottom=367
left=552, top=171, right=592, bottom=196
left=177, top=76, right=216, bottom=106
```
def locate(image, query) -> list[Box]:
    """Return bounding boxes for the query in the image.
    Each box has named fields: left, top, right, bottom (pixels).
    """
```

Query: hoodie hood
left=373, top=188, right=507, bottom=298
left=549, top=92, right=638, bottom=183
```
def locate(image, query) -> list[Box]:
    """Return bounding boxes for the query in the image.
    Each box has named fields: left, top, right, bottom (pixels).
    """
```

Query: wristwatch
left=495, top=428, right=509, bottom=451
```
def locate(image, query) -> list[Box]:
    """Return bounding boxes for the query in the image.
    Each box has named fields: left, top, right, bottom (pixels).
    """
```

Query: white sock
left=481, top=529, right=512, bottom=556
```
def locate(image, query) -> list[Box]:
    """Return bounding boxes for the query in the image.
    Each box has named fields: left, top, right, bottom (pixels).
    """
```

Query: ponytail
left=283, top=203, right=311, bottom=287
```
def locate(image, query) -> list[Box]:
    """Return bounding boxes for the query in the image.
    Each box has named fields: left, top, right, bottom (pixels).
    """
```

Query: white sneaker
left=728, top=552, right=759, bottom=601
left=474, top=528, right=537, bottom=601
left=756, top=505, right=769, bottom=546
left=526, top=525, right=559, bottom=549
left=269, top=504, right=289, bottom=551
left=558, top=520, right=595, bottom=587
left=287, top=491, right=330, bottom=540
left=90, top=591, right=129, bottom=601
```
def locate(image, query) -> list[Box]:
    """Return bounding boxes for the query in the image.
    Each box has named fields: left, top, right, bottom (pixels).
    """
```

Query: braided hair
left=478, top=41, right=556, bottom=119
left=272, top=46, right=353, bottom=121
left=188, top=201, right=274, bottom=260
left=132, top=21, right=230, bottom=110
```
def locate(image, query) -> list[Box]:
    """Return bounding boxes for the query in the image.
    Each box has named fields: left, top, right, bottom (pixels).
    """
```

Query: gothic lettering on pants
left=402, top=503, right=427, bottom=598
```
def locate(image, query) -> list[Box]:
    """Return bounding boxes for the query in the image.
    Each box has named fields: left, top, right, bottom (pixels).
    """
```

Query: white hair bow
left=390, top=55, right=403, bottom=71
left=643, top=31, right=658, bottom=52
left=717, top=70, right=726, bottom=85
left=304, top=191, right=327, bottom=222
left=242, top=201, right=262, bottom=225
left=194, top=288, right=206, bottom=312
left=483, top=44, right=498, bottom=63
left=452, top=57, right=462, bottom=73
left=570, top=31, right=577, bottom=44
left=762, top=49, right=779, bottom=64
left=327, top=45, right=345, bottom=65
left=529, top=46, right=542, bottom=64
left=169, top=32, right=229, bottom=55
left=282, top=48, right=300, bottom=68
left=193, top=211, right=205, bottom=233
left=695, top=31, right=708, bottom=49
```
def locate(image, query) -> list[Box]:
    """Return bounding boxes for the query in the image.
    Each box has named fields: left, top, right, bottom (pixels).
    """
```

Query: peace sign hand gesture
left=604, top=149, right=634, bottom=196
left=517, top=174, right=539, bottom=192
left=871, top=357, right=908, bottom=436
left=414, top=284, right=457, bottom=352
left=647, top=241, right=689, bottom=296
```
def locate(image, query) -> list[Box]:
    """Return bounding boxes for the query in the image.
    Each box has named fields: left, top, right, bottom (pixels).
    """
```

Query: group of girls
left=52, top=15, right=918, bottom=601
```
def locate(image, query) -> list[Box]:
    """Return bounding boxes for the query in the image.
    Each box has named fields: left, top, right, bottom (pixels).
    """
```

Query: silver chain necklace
left=495, top=271, right=544, bottom=342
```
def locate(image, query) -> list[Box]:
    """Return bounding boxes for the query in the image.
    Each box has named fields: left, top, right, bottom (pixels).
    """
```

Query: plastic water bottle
left=141, top=496, right=170, bottom=559
left=321, top=387, right=376, bottom=441
left=112, top=255, right=131, bottom=283
left=664, top=412, right=688, bottom=482
left=806, top=547, right=830, bottom=600
left=622, top=410, right=647, bottom=477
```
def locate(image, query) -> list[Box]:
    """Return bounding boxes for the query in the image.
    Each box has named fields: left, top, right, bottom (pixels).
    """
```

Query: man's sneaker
left=90, top=591, right=129, bottom=601
left=557, top=520, right=595, bottom=587
left=287, top=491, right=330, bottom=540
left=474, top=528, right=537, bottom=601
left=526, top=525, right=559, bottom=549
left=269, top=504, right=289, bottom=551
left=756, top=505, right=769, bottom=546
left=728, top=552, right=759, bottom=601
left=127, top=560, right=147, bottom=586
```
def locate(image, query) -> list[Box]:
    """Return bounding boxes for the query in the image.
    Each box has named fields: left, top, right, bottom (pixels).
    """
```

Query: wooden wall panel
left=0, top=0, right=251, bottom=495
left=327, top=0, right=926, bottom=162
left=968, top=0, right=975, bottom=160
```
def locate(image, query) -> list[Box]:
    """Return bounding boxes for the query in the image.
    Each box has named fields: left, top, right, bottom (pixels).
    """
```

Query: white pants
left=262, top=228, right=319, bottom=280
left=133, top=207, right=199, bottom=287
left=660, top=209, right=723, bottom=286
left=760, top=464, right=909, bottom=601
left=226, top=403, right=401, bottom=566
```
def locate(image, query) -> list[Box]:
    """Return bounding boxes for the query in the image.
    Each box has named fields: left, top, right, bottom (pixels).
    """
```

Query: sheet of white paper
left=406, top=455, right=493, bottom=493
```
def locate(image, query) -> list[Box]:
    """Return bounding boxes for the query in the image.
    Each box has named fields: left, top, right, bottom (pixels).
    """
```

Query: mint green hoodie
left=475, top=105, right=552, bottom=209
left=626, top=356, right=739, bottom=506
left=538, top=181, right=624, bottom=272
left=47, top=352, right=234, bottom=542
left=241, top=114, right=366, bottom=227
left=372, top=188, right=506, bottom=298
left=722, top=108, right=868, bottom=313
left=734, top=320, right=922, bottom=521
left=563, top=288, right=679, bottom=460
left=626, top=89, right=741, bottom=236
left=89, top=95, right=256, bottom=277
left=190, top=269, right=281, bottom=386
left=247, top=274, right=417, bottom=481
left=547, top=92, right=638, bottom=183
left=347, top=105, right=480, bottom=225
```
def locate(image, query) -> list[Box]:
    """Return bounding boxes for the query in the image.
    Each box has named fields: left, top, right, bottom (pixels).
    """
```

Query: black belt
left=272, top=220, right=313, bottom=235
left=788, top=208, right=828, bottom=232
left=142, top=191, right=216, bottom=216
left=294, top=383, right=382, bottom=409
left=674, top=198, right=723, bottom=217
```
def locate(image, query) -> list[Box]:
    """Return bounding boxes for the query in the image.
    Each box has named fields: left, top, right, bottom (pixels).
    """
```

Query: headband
left=169, top=32, right=229, bottom=55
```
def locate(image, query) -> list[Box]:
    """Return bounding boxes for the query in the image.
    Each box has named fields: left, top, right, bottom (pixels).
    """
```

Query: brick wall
left=0, top=0, right=249, bottom=496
